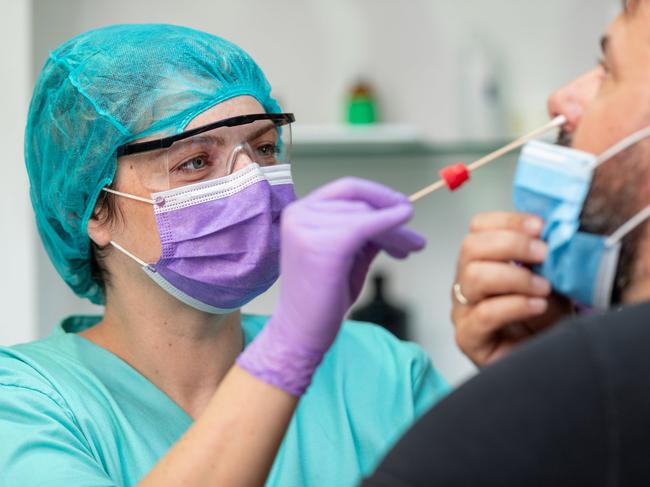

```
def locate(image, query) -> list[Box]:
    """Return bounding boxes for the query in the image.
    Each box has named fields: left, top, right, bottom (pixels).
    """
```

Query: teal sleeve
left=409, top=345, right=451, bottom=418
left=0, top=384, right=115, bottom=487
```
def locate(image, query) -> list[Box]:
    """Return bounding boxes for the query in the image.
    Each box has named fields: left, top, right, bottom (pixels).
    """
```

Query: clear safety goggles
left=115, top=113, right=294, bottom=191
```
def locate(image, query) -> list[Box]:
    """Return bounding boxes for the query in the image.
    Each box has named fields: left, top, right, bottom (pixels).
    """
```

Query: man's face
left=547, top=2, right=650, bottom=302
left=572, top=8, right=650, bottom=153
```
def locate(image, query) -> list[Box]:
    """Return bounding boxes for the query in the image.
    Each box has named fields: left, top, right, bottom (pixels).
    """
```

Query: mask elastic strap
left=605, top=204, right=650, bottom=247
left=108, top=240, right=149, bottom=267
left=596, top=125, right=650, bottom=167
left=103, top=187, right=155, bottom=205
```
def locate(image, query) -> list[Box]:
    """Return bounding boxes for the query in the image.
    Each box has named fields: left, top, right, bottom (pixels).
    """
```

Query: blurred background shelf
left=292, top=123, right=509, bottom=158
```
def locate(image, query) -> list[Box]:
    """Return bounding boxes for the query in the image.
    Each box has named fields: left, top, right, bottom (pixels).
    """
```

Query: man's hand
left=452, top=212, right=573, bottom=367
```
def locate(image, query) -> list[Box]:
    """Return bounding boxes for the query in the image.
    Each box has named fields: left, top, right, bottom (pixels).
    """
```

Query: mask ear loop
left=592, top=125, right=650, bottom=244
left=595, top=204, right=650, bottom=309
left=108, top=240, right=149, bottom=267
left=595, top=125, right=650, bottom=167
left=102, top=187, right=155, bottom=205
left=98, top=187, right=154, bottom=267
left=605, top=205, right=650, bottom=248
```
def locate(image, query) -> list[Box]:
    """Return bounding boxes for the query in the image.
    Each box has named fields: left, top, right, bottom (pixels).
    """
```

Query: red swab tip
left=440, top=163, right=470, bottom=191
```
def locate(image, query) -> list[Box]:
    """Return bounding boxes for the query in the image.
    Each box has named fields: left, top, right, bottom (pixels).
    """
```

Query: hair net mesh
left=25, top=24, right=281, bottom=305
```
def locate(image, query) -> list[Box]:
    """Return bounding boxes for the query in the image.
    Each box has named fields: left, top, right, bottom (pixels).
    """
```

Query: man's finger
left=459, top=261, right=551, bottom=303
left=469, top=212, right=544, bottom=236
left=459, top=231, right=548, bottom=266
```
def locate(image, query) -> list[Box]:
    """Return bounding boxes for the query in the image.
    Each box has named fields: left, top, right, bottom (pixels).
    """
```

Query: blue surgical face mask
left=513, top=127, right=650, bottom=310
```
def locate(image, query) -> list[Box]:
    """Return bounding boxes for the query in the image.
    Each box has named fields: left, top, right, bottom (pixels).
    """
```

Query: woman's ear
left=87, top=208, right=113, bottom=247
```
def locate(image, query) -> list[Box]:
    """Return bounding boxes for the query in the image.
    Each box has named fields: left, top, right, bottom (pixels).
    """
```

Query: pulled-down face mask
left=513, top=126, right=650, bottom=310
left=104, top=113, right=297, bottom=313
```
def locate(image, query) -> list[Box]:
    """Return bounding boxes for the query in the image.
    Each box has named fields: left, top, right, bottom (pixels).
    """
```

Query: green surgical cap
left=25, top=24, right=281, bottom=305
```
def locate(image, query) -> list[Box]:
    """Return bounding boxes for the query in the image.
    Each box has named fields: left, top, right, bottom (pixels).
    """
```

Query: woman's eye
left=256, top=144, right=279, bottom=157
left=178, top=155, right=208, bottom=172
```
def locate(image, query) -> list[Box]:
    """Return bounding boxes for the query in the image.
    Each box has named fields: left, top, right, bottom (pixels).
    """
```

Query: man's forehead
left=623, top=0, right=647, bottom=15
left=623, top=0, right=635, bottom=13
left=609, top=1, right=650, bottom=54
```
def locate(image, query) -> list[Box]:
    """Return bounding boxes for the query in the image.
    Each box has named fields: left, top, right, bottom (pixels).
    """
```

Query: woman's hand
left=452, top=212, right=573, bottom=367
left=238, top=177, right=426, bottom=395
left=141, top=178, right=424, bottom=487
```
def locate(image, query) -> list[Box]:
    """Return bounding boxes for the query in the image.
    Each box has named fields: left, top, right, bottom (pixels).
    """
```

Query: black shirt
left=364, top=301, right=650, bottom=487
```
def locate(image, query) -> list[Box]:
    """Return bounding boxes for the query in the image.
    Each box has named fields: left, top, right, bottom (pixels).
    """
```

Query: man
left=364, top=1, right=650, bottom=485
left=453, top=3, right=649, bottom=368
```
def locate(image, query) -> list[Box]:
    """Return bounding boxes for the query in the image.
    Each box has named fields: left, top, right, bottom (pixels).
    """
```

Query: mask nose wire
left=596, top=125, right=650, bottom=167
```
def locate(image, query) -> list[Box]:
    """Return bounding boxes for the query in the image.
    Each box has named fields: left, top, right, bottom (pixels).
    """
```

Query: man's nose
left=547, top=67, right=605, bottom=135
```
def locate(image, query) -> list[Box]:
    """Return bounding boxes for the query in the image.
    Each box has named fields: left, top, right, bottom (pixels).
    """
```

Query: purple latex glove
left=237, top=177, right=426, bottom=396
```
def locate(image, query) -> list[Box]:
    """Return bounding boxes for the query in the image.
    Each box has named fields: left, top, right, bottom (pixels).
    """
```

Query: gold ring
left=453, top=282, right=469, bottom=305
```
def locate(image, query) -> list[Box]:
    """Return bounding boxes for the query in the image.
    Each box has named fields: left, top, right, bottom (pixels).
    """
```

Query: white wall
left=26, top=0, right=620, bottom=383
left=32, top=0, right=619, bottom=138
left=0, top=0, right=37, bottom=345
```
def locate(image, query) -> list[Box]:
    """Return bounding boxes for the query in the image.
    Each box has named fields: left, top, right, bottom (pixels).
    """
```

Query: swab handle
left=409, top=115, right=567, bottom=203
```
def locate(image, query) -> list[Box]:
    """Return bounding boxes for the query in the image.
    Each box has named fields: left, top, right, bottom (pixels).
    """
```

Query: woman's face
left=90, top=95, right=267, bottom=279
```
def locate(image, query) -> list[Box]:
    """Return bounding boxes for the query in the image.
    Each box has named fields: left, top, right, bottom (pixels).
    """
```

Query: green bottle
left=346, top=80, right=377, bottom=125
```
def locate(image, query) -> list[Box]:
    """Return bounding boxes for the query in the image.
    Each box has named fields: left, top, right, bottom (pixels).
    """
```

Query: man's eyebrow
left=601, top=35, right=610, bottom=55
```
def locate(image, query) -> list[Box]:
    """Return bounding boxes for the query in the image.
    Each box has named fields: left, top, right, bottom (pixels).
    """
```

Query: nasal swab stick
left=408, top=115, right=567, bottom=203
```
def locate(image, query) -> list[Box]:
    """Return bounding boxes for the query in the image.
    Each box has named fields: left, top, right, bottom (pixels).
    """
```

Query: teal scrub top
left=0, top=315, right=448, bottom=486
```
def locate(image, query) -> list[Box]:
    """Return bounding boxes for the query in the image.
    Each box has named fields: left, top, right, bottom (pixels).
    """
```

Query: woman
left=0, top=24, right=448, bottom=486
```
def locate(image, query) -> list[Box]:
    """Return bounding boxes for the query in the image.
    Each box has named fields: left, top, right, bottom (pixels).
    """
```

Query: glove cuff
left=236, top=318, right=325, bottom=397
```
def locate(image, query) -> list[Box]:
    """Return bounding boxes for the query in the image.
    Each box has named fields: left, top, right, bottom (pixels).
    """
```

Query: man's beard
left=578, top=143, right=649, bottom=304
left=556, top=129, right=574, bottom=148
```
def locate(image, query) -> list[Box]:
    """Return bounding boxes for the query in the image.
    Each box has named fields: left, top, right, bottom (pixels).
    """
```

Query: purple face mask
left=109, top=163, right=296, bottom=313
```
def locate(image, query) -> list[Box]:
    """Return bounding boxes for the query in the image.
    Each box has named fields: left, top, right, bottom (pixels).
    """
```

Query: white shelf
left=291, top=123, right=509, bottom=158
left=292, top=123, right=423, bottom=145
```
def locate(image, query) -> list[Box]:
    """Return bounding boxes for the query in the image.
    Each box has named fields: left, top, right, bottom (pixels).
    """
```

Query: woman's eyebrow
left=167, top=123, right=278, bottom=157
left=244, top=124, right=277, bottom=142
left=169, top=134, right=227, bottom=153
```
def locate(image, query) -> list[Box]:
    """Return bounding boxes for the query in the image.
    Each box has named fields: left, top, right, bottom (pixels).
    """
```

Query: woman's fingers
left=372, top=226, right=427, bottom=259
left=305, top=177, right=408, bottom=209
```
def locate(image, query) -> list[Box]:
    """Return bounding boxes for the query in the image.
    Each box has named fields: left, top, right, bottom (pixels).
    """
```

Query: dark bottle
left=350, top=273, right=409, bottom=340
